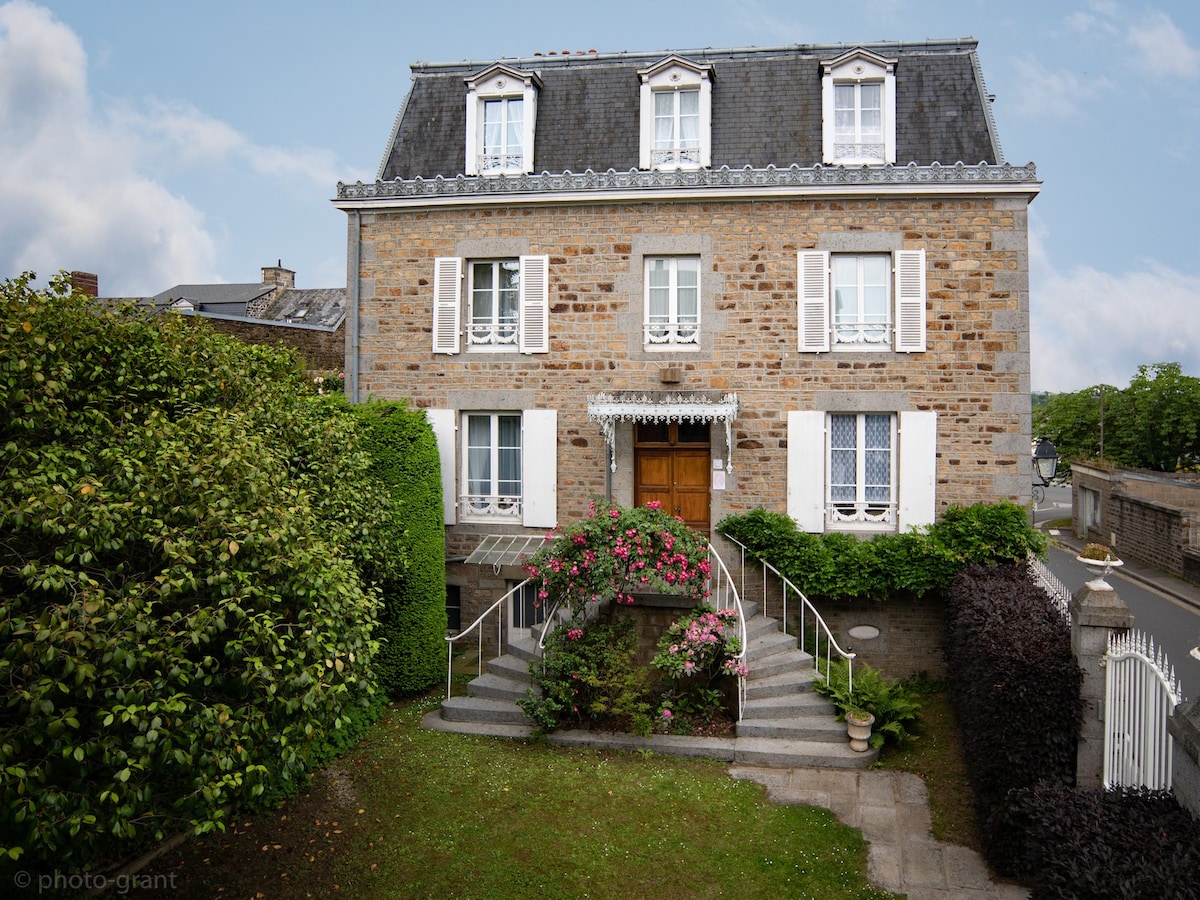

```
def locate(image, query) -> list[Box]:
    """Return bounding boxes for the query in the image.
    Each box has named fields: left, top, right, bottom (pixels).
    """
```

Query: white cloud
left=1127, top=11, right=1200, bottom=79
left=0, top=1, right=349, bottom=296
left=1030, top=227, right=1200, bottom=392
left=1008, top=55, right=1113, bottom=117
left=0, top=1, right=217, bottom=295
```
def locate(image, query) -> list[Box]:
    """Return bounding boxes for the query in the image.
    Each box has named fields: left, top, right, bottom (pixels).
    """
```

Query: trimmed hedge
left=717, top=500, right=1045, bottom=602
left=943, top=563, right=1083, bottom=874
left=350, top=401, right=447, bottom=695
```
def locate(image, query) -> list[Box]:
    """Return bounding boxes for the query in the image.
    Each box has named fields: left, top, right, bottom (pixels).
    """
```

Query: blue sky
left=2, top=0, right=1198, bottom=392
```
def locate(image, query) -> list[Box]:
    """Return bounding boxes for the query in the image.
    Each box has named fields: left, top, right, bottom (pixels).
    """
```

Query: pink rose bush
left=522, top=499, right=712, bottom=615
left=653, top=607, right=746, bottom=682
left=651, top=606, right=746, bottom=733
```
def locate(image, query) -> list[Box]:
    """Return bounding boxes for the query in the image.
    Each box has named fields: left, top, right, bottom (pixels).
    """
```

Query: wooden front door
left=634, top=421, right=711, bottom=533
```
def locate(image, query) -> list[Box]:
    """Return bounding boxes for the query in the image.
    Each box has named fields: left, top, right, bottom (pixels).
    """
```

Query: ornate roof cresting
left=338, top=161, right=1038, bottom=202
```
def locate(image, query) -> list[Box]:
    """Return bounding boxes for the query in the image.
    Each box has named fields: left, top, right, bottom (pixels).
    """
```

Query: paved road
left=1043, top=541, right=1200, bottom=701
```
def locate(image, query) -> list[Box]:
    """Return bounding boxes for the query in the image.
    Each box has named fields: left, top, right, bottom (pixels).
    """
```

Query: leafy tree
left=1034, top=363, right=1200, bottom=472
left=0, top=273, right=410, bottom=871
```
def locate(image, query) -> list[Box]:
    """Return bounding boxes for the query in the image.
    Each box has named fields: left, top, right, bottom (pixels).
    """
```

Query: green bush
left=651, top=607, right=746, bottom=733
left=716, top=500, right=1044, bottom=602
left=518, top=617, right=649, bottom=731
left=350, top=402, right=447, bottom=695
left=0, top=274, right=385, bottom=870
left=813, top=659, right=922, bottom=749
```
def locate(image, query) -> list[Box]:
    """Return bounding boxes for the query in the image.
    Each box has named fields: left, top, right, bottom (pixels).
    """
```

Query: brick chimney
left=70, top=271, right=99, bottom=297
left=261, top=261, right=295, bottom=291
left=248, top=261, right=295, bottom=318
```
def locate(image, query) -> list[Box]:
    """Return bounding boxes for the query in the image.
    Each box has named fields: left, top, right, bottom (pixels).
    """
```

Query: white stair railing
left=445, top=577, right=532, bottom=700
left=724, top=535, right=856, bottom=694
left=705, top=542, right=747, bottom=721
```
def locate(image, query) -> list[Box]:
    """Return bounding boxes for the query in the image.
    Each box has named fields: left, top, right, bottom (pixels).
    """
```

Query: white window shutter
left=432, top=257, right=461, bottom=354
left=898, top=410, right=937, bottom=532
left=894, top=249, right=926, bottom=352
left=426, top=408, right=458, bottom=525
left=797, top=251, right=830, bottom=353
left=518, top=255, right=549, bottom=354
left=786, top=410, right=826, bottom=533
left=522, top=409, right=557, bottom=528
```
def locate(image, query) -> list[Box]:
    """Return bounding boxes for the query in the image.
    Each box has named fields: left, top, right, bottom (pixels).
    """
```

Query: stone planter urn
left=1076, top=543, right=1123, bottom=589
left=846, top=710, right=876, bottom=752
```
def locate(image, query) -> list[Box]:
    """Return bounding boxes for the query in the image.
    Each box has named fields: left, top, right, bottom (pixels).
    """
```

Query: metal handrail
left=445, top=577, right=532, bottom=700
left=704, top=541, right=747, bottom=721
left=723, top=534, right=856, bottom=694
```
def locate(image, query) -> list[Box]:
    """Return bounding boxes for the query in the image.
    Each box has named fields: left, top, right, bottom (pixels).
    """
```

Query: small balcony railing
left=644, top=322, right=700, bottom=346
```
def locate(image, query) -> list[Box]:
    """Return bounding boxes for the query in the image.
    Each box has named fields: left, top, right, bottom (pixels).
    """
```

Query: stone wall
left=810, top=595, right=947, bottom=680
left=1074, top=464, right=1200, bottom=580
left=202, top=317, right=345, bottom=371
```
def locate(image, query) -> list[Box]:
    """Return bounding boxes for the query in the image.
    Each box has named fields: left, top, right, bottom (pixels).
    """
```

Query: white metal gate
left=1104, top=629, right=1186, bottom=790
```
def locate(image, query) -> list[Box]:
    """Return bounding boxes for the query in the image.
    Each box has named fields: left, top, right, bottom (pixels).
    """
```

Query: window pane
left=467, top=415, right=492, bottom=492
left=829, top=415, right=856, bottom=502
left=862, top=256, right=889, bottom=322
left=497, top=414, right=522, bottom=496
left=636, top=422, right=670, bottom=443
left=864, top=415, right=892, bottom=503
left=483, top=100, right=502, bottom=151
left=677, top=421, right=710, bottom=444
left=505, top=98, right=523, bottom=149
left=498, top=260, right=520, bottom=322
left=654, top=92, right=675, bottom=146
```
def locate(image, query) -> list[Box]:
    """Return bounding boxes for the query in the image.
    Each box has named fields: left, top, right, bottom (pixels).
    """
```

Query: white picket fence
left=1104, top=629, right=1187, bottom=791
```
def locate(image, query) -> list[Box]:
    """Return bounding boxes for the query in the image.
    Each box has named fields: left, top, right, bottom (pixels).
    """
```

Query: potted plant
left=845, top=708, right=876, bottom=752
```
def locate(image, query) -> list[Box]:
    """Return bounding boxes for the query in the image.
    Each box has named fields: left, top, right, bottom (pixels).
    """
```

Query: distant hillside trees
left=0, top=273, right=443, bottom=873
left=1034, top=362, right=1200, bottom=473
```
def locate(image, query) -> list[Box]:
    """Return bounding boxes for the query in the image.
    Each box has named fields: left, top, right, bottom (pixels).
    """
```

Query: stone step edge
left=421, top=712, right=876, bottom=768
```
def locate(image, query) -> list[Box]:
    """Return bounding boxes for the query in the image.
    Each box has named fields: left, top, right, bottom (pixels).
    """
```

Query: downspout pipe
left=348, top=210, right=361, bottom=403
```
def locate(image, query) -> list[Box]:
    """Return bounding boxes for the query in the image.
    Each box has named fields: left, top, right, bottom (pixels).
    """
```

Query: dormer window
left=465, top=65, right=541, bottom=176
left=821, top=49, right=897, bottom=165
left=639, top=56, right=713, bottom=171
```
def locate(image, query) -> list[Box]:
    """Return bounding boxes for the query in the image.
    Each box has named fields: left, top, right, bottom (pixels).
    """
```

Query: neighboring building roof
left=150, top=282, right=273, bottom=318
left=379, top=39, right=1001, bottom=182
left=263, top=287, right=346, bottom=328
left=74, top=269, right=346, bottom=331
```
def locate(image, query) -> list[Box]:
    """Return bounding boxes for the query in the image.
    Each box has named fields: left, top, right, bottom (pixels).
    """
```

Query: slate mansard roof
left=378, top=39, right=1003, bottom=182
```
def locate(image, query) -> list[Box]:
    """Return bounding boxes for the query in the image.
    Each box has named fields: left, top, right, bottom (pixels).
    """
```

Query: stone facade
left=351, top=193, right=1034, bottom=629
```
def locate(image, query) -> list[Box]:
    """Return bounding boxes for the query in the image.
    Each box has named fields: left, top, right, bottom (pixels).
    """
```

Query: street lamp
left=1033, top=437, right=1060, bottom=486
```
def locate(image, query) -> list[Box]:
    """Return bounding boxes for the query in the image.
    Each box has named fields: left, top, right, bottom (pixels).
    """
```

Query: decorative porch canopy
left=587, top=391, right=739, bottom=473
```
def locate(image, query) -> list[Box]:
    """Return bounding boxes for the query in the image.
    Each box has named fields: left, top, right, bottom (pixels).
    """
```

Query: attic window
left=638, top=56, right=713, bottom=171
left=821, top=49, right=897, bottom=165
left=294, top=308, right=308, bottom=319
left=464, top=64, right=542, bottom=176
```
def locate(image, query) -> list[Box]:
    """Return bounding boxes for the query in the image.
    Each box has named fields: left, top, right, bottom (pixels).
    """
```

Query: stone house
left=334, top=40, right=1041, bottom=632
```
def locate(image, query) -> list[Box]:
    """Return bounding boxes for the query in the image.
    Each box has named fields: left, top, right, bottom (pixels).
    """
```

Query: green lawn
left=144, top=685, right=981, bottom=898
left=306, top=693, right=898, bottom=899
